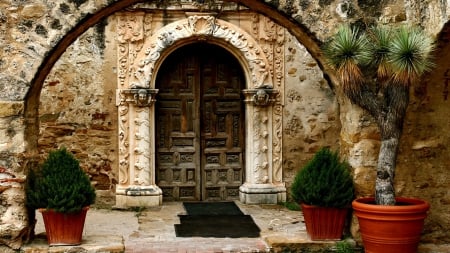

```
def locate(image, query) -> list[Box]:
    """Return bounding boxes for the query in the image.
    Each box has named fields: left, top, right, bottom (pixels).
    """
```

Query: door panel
left=201, top=55, right=244, bottom=201
left=156, top=43, right=244, bottom=201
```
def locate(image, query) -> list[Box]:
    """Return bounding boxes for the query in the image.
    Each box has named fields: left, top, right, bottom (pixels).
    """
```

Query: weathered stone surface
left=0, top=187, right=27, bottom=249
left=0, top=102, right=24, bottom=117
left=21, top=235, right=124, bottom=253
left=283, top=32, right=341, bottom=184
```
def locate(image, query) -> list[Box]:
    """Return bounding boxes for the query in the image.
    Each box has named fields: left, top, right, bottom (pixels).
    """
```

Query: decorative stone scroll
left=129, top=14, right=273, bottom=89
left=116, top=12, right=149, bottom=88
left=251, top=14, right=285, bottom=185
left=240, top=89, right=286, bottom=204
left=115, top=88, right=162, bottom=207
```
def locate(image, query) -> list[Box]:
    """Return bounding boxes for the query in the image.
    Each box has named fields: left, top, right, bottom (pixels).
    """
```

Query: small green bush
left=291, top=147, right=354, bottom=208
left=26, top=148, right=96, bottom=213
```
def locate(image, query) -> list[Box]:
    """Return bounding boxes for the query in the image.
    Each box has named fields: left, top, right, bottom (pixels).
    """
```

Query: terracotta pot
left=352, top=197, right=430, bottom=253
left=39, top=206, right=89, bottom=246
left=301, top=203, right=349, bottom=240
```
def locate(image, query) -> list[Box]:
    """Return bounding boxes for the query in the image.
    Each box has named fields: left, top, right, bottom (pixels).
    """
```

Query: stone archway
left=114, top=13, right=286, bottom=207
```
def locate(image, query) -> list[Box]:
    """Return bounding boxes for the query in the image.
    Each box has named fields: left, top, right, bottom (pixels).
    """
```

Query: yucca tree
left=324, top=25, right=435, bottom=205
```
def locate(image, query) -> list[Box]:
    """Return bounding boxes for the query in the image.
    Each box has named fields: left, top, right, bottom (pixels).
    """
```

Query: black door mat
left=182, top=201, right=244, bottom=216
left=175, top=202, right=261, bottom=238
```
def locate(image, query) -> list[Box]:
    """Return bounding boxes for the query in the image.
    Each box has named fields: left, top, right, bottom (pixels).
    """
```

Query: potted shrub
left=26, top=147, right=96, bottom=246
left=291, top=147, right=354, bottom=240
left=323, top=25, right=434, bottom=252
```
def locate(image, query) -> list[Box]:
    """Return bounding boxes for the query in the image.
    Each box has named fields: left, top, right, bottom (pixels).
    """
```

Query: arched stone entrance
left=114, top=14, right=286, bottom=207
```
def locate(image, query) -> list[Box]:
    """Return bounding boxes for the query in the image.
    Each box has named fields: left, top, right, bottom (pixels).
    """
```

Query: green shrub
left=281, top=201, right=301, bottom=211
left=290, top=147, right=354, bottom=208
left=26, top=148, right=96, bottom=213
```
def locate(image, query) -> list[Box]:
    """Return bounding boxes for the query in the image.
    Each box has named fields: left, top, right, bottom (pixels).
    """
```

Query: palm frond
left=324, top=25, right=372, bottom=93
left=369, top=26, right=393, bottom=82
left=388, top=26, right=435, bottom=86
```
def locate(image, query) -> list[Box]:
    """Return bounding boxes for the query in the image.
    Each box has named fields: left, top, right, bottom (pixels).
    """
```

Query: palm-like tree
left=324, top=25, right=435, bottom=205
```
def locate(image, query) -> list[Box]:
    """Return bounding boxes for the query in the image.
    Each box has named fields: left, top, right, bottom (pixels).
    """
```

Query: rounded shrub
left=291, top=147, right=354, bottom=208
left=26, top=148, right=96, bottom=213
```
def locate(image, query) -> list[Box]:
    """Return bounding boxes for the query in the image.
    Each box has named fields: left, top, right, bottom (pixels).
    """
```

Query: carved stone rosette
left=115, top=88, right=162, bottom=207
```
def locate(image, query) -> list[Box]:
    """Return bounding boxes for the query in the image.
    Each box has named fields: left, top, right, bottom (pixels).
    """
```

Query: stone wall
left=0, top=0, right=449, bottom=249
left=38, top=24, right=118, bottom=206
left=282, top=32, right=341, bottom=184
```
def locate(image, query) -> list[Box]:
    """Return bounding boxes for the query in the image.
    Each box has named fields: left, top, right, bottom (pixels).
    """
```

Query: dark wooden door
left=155, top=43, right=245, bottom=201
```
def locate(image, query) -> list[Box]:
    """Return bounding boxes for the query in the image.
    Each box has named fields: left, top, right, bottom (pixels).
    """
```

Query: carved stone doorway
left=155, top=43, right=245, bottom=201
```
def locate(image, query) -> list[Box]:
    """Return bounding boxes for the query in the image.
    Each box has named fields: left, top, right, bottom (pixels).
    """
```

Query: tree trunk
left=346, top=85, right=409, bottom=206
left=374, top=85, right=409, bottom=205
left=375, top=137, right=398, bottom=205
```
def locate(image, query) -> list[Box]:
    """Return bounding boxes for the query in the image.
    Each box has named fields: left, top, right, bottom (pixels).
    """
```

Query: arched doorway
left=155, top=43, right=245, bottom=201
left=114, top=15, right=285, bottom=208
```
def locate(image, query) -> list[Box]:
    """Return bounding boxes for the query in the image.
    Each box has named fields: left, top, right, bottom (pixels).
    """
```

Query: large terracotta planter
left=301, top=203, right=349, bottom=240
left=40, top=206, right=89, bottom=246
left=352, top=197, right=430, bottom=253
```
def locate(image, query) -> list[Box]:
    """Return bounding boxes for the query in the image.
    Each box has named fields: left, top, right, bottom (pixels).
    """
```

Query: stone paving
left=125, top=202, right=309, bottom=253
left=25, top=201, right=324, bottom=253
left=21, top=201, right=450, bottom=253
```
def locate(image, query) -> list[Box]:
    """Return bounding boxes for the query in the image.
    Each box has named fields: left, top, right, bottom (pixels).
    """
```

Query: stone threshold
left=20, top=234, right=124, bottom=253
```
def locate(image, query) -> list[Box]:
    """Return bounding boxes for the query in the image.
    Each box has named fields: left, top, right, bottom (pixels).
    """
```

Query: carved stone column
left=240, top=89, right=286, bottom=204
left=115, top=88, right=162, bottom=207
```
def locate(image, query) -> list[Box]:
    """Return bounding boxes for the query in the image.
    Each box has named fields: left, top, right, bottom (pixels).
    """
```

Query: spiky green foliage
left=323, top=25, right=371, bottom=92
left=26, top=148, right=96, bottom=213
left=291, top=148, right=354, bottom=208
left=389, top=26, right=435, bottom=85
left=323, top=24, right=435, bottom=205
left=370, top=26, right=393, bottom=81
left=324, top=24, right=435, bottom=90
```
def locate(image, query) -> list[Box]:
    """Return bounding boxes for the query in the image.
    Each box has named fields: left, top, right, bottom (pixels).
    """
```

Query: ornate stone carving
left=243, top=88, right=279, bottom=184
left=130, top=15, right=273, bottom=89
left=251, top=14, right=285, bottom=185
left=116, top=88, right=158, bottom=193
left=117, top=89, right=158, bottom=107
left=252, top=106, right=270, bottom=184
left=115, top=12, right=286, bottom=205
left=253, top=89, right=270, bottom=106
left=117, top=13, right=145, bottom=43
left=186, top=14, right=215, bottom=35
left=243, top=88, right=279, bottom=106
left=133, top=107, right=151, bottom=185
left=117, top=12, right=151, bottom=88
left=272, top=103, right=283, bottom=183
left=118, top=104, right=129, bottom=185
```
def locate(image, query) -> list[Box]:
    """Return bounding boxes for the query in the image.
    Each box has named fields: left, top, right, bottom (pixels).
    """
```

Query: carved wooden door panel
left=155, top=43, right=244, bottom=201
left=200, top=50, right=244, bottom=201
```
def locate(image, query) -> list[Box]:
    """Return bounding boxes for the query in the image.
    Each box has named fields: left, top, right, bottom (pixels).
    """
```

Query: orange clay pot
left=301, top=203, right=349, bottom=240
left=39, top=206, right=89, bottom=246
left=352, top=197, right=430, bottom=253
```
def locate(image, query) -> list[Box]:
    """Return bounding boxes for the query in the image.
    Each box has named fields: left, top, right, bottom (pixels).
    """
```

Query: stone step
left=21, top=234, right=124, bottom=253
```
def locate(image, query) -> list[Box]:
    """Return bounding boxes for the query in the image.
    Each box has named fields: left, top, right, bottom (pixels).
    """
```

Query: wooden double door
left=155, top=43, right=245, bottom=201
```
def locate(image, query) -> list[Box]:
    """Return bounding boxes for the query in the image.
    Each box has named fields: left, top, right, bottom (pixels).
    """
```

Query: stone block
left=115, top=195, right=162, bottom=208
left=0, top=102, right=24, bottom=117
left=21, top=235, right=124, bottom=253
